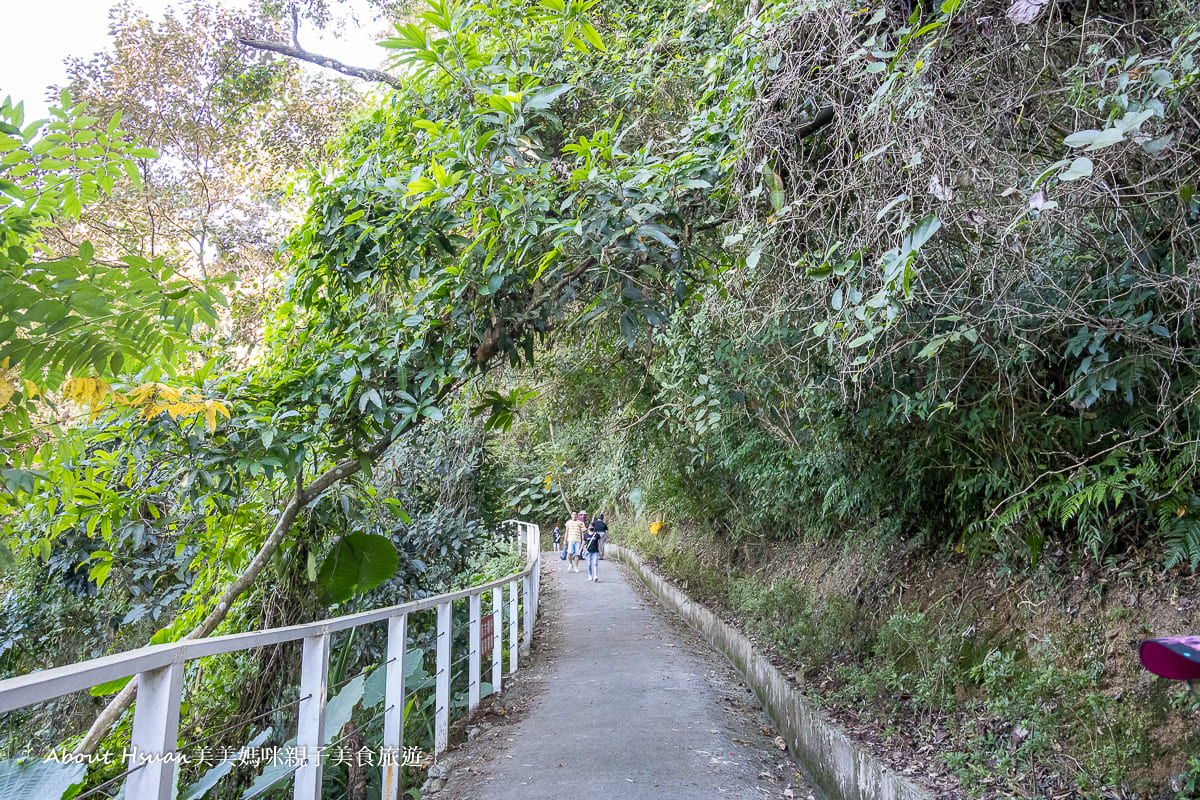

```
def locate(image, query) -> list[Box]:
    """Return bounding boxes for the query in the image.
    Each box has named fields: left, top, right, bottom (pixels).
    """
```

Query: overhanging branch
left=239, top=37, right=405, bottom=90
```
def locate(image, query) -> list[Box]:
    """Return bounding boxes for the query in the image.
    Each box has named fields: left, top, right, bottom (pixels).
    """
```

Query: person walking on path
left=589, top=513, right=608, bottom=559
left=582, top=523, right=603, bottom=581
left=552, top=525, right=561, bottom=550
left=564, top=513, right=586, bottom=573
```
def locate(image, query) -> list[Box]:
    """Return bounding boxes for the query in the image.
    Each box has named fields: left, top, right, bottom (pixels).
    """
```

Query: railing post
left=531, top=526, right=540, bottom=619
left=382, top=614, right=407, bottom=800
left=294, top=633, right=330, bottom=800
left=492, top=586, right=503, bottom=693
left=435, top=600, right=451, bottom=755
left=125, top=661, right=183, bottom=800
left=508, top=582, right=518, bottom=676
left=468, top=591, right=481, bottom=715
left=521, top=571, right=533, bottom=658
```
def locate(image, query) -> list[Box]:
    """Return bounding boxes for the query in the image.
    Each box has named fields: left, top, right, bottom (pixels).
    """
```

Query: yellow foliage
left=63, top=377, right=116, bottom=421
left=203, top=399, right=232, bottom=432
left=649, top=521, right=665, bottom=536
left=62, top=379, right=231, bottom=431
left=0, top=358, right=17, bottom=407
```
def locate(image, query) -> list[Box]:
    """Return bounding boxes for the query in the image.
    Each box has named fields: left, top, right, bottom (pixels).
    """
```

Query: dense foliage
left=2, top=0, right=1199, bottom=795
left=2, top=0, right=722, bottom=791
left=483, top=0, right=1200, bottom=795
left=501, top=0, right=1200, bottom=570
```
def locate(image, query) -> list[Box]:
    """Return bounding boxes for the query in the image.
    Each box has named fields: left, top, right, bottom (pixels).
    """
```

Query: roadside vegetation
left=0, top=0, right=1197, bottom=796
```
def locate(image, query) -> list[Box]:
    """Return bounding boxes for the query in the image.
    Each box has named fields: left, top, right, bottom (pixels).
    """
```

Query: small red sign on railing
left=480, top=612, right=494, bottom=650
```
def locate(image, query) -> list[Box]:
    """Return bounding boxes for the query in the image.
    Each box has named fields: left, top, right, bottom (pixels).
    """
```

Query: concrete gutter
left=609, top=545, right=933, bottom=800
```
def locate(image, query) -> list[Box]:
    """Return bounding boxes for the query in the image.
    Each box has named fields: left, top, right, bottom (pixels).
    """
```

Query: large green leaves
left=317, top=532, right=400, bottom=603
left=0, top=757, right=85, bottom=800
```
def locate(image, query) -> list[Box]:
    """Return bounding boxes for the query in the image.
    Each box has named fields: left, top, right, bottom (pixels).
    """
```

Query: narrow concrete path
left=436, top=555, right=814, bottom=800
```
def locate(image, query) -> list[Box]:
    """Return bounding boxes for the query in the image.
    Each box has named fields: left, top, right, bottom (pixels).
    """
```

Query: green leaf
left=526, top=84, right=573, bottom=110
left=848, top=332, right=874, bottom=348
left=317, top=532, right=399, bottom=604
left=89, top=673, right=133, bottom=697
left=1058, top=157, right=1093, bottom=182
left=1083, top=128, right=1126, bottom=151
left=746, top=246, right=762, bottom=270
left=635, top=224, right=677, bottom=250
left=917, top=334, right=948, bottom=359
left=1066, top=127, right=1125, bottom=151
left=580, top=23, right=605, bottom=51
left=358, top=388, right=382, bottom=413
left=181, top=729, right=271, bottom=800
left=68, top=286, right=109, bottom=317
left=1063, top=129, right=1100, bottom=147
left=240, top=677, right=364, bottom=799
left=762, top=165, right=785, bottom=213
left=1142, top=134, right=1173, bottom=155
left=486, top=95, right=514, bottom=115
left=1150, top=69, right=1173, bottom=86
left=902, top=214, right=941, bottom=253
left=0, top=758, right=86, bottom=800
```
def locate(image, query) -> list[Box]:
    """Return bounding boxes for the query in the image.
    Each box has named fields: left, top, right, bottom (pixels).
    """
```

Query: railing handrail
left=0, top=521, right=539, bottom=713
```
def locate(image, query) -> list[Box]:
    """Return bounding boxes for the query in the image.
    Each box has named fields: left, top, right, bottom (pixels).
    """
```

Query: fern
left=1164, top=515, right=1200, bottom=571
left=1160, top=493, right=1200, bottom=570
left=821, top=475, right=852, bottom=519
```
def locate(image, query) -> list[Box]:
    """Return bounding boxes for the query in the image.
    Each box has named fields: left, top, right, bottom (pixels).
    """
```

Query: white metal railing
left=0, top=519, right=541, bottom=800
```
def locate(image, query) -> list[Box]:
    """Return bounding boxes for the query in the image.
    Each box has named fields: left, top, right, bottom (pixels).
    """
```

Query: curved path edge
left=608, top=545, right=933, bottom=800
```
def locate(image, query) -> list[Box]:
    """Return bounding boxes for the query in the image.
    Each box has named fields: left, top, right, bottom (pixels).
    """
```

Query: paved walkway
left=435, top=554, right=814, bottom=800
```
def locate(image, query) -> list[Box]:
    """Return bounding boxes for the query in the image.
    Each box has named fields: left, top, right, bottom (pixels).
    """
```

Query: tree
left=60, top=1, right=362, bottom=287
left=0, top=93, right=226, bottom=456
left=51, top=0, right=729, bottom=756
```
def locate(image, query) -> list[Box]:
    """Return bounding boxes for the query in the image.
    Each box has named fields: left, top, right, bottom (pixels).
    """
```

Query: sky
left=0, top=0, right=392, bottom=119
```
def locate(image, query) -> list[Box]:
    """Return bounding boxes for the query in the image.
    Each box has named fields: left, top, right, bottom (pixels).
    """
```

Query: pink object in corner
left=1139, top=637, right=1200, bottom=680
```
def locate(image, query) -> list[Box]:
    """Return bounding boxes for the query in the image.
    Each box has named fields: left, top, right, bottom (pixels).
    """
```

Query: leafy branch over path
left=73, top=377, right=459, bottom=754
left=61, top=0, right=733, bottom=754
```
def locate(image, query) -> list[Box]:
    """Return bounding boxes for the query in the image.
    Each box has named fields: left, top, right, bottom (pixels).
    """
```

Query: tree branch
left=238, top=37, right=405, bottom=90
left=796, top=105, right=835, bottom=140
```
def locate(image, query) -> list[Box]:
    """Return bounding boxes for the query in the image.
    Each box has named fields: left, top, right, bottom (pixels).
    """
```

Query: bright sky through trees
left=0, top=0, right=389, bottom=118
